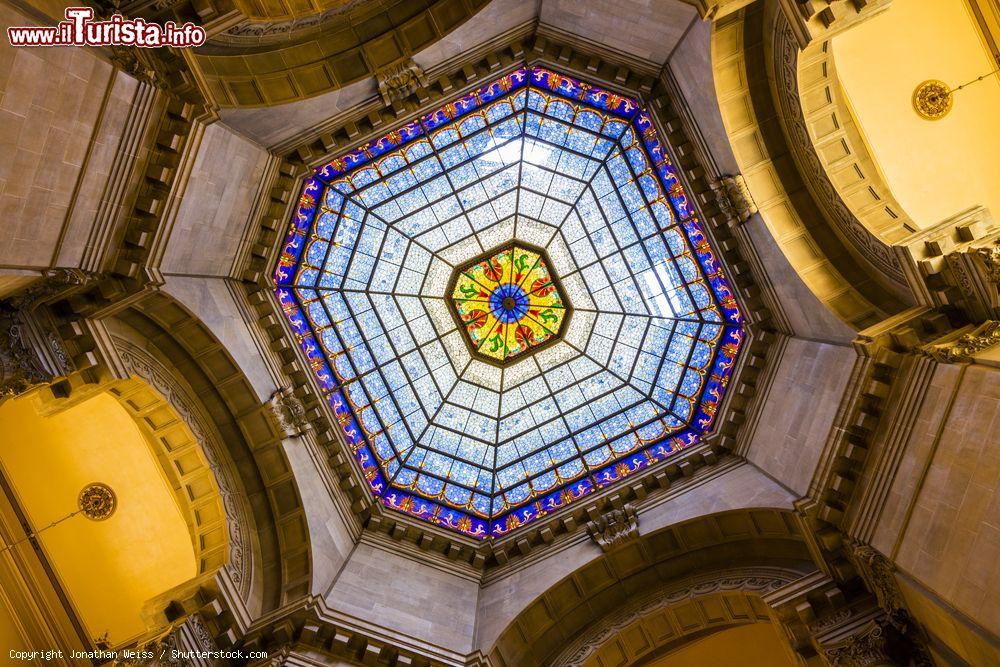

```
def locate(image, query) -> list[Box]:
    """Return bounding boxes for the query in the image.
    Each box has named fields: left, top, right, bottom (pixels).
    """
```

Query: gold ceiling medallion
left=78, top=483, right=117, bottom=521
left=912, top=80, right=953, bottom=120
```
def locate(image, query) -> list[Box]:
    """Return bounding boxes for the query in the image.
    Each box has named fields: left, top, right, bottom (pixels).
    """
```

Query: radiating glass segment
left=273, top=66, right=744, bottom=539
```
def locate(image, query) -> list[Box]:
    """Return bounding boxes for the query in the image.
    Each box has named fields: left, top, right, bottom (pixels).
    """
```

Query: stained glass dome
left=274, top=66, right=743, bottom=539
left=449, top=243, right=570, bottom=364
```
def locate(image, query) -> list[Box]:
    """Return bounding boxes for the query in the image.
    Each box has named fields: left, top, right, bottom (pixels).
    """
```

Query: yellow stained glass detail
left=450, top=243, right=569, bottom=363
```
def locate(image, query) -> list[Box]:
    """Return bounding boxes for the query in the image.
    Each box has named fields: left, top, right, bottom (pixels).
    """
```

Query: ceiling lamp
left=913, top=66, right=1000, bottom=120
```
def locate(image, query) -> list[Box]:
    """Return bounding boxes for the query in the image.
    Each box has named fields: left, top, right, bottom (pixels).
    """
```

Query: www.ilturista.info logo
left=7, top=7, right=206, bottom=47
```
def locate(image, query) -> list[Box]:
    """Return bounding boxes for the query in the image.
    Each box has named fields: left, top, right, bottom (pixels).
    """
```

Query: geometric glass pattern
left=449, top=242, right=570, bottom=364
left=274, top=65, right=744, bottom=539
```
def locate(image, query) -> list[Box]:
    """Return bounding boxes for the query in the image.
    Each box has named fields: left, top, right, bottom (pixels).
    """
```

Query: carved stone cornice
left=847, top=545, right=907, bottom=628
left=895, top=206, right=1000, bottom=322
left=585, top=504, right=638, bottom=552
left=0, top=306, right=55, bottom=398
left=820, top=617, right=896, bottom=667
left=918, top=320, right=1000, bottom=363
left=777, top=0, right=893, bottom=49
left=973, top=240, right=1000, bottom=283
left=6, top=269, right=95, bottom=311
left=0, top=270, right=94, bottom=399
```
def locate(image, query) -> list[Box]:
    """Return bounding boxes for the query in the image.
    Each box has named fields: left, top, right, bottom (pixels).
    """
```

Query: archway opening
left=0, top=388, right=214, bottom=647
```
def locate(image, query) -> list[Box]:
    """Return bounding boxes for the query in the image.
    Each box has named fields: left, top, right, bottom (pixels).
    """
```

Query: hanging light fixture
left=913, top=66, right=1000, bottom=120
left=0, top=483, right=117, bottom=554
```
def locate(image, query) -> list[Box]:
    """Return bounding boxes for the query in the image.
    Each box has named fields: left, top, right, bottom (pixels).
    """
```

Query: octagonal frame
left=445, top=241, right=574, bottom=368
left=272, top=64, right=746, bottom=541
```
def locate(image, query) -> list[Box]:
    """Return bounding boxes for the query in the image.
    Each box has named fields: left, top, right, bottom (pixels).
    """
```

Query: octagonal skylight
left=274, top=66, right=744, bottom=539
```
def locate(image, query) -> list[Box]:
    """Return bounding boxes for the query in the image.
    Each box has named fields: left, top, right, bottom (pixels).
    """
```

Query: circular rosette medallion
left=449, top=243, right=570, bottom=364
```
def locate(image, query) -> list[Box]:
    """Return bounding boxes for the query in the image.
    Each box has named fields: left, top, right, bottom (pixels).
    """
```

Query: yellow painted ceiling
left=644, top=622, right=796, bottom=667
left=833, top=0, right=1000, bottom=229
left=0, top=392, right=196, bottom=646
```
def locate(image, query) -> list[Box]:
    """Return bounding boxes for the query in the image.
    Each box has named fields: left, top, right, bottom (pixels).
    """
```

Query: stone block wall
left=893, top=363, right=1000, bottom=636
left=745, top=337, right=856, bottom=495
left=0, top=5, right=118, bottom=270
left=161, top=123, right=270, bottom=276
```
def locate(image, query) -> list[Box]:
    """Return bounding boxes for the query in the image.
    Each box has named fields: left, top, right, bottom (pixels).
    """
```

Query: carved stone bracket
left=712, top=174, right=758, bottom=223
left=585, top=504, right=638, bottom=551
left=0, top=304, right=57, bottom=399
left=847, top=543, right=933, bottom=666
left=265, top=386, right=311, bottom=438
left=375, top=58, right=428, bottom=106
left=113, top=610, right=223, bottom=666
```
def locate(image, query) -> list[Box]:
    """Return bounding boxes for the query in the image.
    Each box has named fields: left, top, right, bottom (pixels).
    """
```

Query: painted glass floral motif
left=450, top=243, right=569, bottom=363
left=273, top=65, right=744, bottom=539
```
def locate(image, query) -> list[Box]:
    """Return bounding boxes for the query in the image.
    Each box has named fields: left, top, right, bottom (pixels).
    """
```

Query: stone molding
left=776, top=0, right=893, bottom=49
left=764, top=570, right=930, bottom=666
left=894, top=206, right=1000, bottom=323
left=770, top=6, right=908, bottom=291
left=712, top=7, right=892, bottom=329
left=918, top=320, right=1000, bottom=363
left=797, top=38, right=917, bottom=248
left=489, top=508, right=812, bottom=666
left=819, top=616, right=897, bottom=667
left=0, top=270, right=95, bottom=399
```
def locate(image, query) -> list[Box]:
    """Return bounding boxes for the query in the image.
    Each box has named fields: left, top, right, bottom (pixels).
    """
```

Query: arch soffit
left=487, top=508, right=815, bottom=667
left=551, top=570, right=792, bottom=667
left=108, top=292, right=313, bottom=614
left=797, top=40, right=917, bottom=249
left=192, top=0, right=493, bottom=107
left=711, top=2, right=910, bottom=330
left=104, top=339, right=247, bottom=597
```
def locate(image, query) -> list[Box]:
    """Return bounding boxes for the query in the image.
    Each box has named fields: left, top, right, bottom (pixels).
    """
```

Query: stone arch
left=106, top=291, right=313, bottom=615
left=104, top=345, right=249, bottom=595
left=711, top=0, right=912, bottom=330
left=551, top=570, right=792, bottom=666
left=487, top=508, right=817, bottom=667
